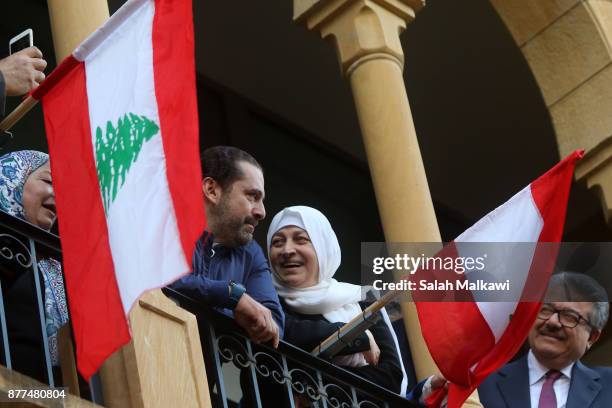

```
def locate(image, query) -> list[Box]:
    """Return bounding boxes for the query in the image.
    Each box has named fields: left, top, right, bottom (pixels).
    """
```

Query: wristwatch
left=228, top=280, right=247, bottom=309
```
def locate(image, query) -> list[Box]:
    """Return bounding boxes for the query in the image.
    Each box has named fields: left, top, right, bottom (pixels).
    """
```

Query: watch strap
left=228, top=280, right=246, bottom=309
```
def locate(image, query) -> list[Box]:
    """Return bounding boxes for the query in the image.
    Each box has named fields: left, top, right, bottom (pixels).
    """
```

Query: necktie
left=538, top=370, right=562, bottom=408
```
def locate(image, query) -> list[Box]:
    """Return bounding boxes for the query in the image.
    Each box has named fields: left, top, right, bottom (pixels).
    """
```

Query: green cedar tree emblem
left=95, top=112, right=159, bottom=212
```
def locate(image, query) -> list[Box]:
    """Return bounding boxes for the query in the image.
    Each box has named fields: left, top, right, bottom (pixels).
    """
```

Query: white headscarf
left=266, top=206, right=364, bottom=323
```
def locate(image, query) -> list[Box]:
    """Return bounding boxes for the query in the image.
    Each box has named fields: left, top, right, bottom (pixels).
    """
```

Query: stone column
left=47, top=0, right=110, bottom=61
left=294, top=0, right=438, bottom=379
left=294, top=3, right=482, bottom=405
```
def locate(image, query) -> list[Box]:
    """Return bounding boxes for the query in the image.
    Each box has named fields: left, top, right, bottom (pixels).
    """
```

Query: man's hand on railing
left=234, top=293, right=280, bottom=348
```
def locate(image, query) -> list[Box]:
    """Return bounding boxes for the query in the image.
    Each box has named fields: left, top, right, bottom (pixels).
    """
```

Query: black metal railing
left=165, top=287, right=417, bottom=408
left=0, top=209, right=416, bottom=407
left=0, top=210, right=103, bottom=404
left=0, top=209, right=63, bottom=385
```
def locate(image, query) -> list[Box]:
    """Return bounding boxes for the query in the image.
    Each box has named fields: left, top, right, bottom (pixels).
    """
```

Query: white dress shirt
left=528, top=350, right=574, bottom=408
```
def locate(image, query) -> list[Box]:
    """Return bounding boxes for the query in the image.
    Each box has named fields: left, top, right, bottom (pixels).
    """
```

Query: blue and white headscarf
left=0, top=150, right=68, bottom=366
left=0, top=150, right=49, bottom=219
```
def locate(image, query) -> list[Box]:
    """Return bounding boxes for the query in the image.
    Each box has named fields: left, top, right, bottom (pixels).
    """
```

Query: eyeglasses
left=537, top=304, right=592, bottom=329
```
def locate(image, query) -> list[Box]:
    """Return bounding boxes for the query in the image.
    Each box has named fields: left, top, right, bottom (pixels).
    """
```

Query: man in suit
left=479, top=271, right=611, bottom=408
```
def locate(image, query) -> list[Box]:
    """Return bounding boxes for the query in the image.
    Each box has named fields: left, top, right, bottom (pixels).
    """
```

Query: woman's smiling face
left=23, top=162, right=56, bottom=230
left=270, top=226, right=319, bottom=289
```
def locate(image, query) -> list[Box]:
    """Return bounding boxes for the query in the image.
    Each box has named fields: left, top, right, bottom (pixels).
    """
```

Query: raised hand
left=0, top=47, right=47, bottom=96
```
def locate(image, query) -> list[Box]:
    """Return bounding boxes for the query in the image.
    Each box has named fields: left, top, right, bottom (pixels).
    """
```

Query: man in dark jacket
left=171, top=146, right=283, bottom=347
left=479, top=272, right=611, bottom=408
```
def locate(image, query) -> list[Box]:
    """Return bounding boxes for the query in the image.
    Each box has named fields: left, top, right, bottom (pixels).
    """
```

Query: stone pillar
left=294, top=0, right=438, bottom=379
left=47, top=0, right=110, bottom=61
left=294, top=3, right=482, bottom=405
left=489, top=0, right=612, bottom=226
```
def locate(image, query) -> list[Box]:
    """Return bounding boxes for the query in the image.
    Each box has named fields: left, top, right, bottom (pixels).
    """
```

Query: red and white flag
left=32, top=0, right=204, bottom=379
left=415, top=151, right=582, bottom=407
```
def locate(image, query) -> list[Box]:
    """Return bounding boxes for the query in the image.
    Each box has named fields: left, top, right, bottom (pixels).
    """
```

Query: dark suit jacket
left=479, top=355, right=612, bottom=408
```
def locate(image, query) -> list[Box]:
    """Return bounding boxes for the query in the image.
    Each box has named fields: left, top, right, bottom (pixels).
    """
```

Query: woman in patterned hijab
left=0, top=150, right=68, bottom=375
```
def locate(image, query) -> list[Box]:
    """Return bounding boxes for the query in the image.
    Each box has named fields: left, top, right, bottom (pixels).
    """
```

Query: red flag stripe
left=531, top=150, right=583, bottom=242
left=31, top=55, right=80, bottom=100
left=152, top=0, right=205, bottom=265
left=415, top=243, right=495, bottom=386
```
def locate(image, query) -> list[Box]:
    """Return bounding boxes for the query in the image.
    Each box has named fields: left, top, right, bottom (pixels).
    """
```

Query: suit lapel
left=567, top=361, right=601, bottom=408
left=496, top=357, right=531, bottom=408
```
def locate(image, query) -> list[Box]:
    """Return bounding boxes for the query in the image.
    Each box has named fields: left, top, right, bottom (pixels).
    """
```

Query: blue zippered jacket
left=170, top=232, right=285, bottom=336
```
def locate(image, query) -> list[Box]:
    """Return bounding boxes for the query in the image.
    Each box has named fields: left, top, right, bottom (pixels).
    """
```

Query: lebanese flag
left=31, top=0, right=204, bottom=379
left=416, top=151, right=582, bottom=408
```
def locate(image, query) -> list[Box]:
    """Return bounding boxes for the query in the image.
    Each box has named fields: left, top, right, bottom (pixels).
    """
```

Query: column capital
left=294, top=0, right=425, bottom=76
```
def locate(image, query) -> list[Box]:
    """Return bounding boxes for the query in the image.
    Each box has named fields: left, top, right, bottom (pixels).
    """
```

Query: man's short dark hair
left=547, top=272, right=610, bottom=331
left=201, top=146, right=262, bottom=190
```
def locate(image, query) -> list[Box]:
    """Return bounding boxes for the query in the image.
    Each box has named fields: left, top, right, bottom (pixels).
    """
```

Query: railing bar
left=316, top=371, right=328, bottom=408
left=351, top=386, right=358, bottom=408
left=245, top=340, right=263, bottom=408
left=164, top=288, right=414, bottom=406
left=29, top=238, right=54, bottom=387
left=281, top=355, right=296, bottom=408
left=0, top=280, right=11, bottom=368
left=88, top=372, right=105, bottom=405
left=209, top=323, right=229, bottom=408
left=0, top=211, right=62, bottom=254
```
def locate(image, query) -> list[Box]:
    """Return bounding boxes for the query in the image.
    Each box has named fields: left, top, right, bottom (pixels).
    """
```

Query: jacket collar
left=200, top=231, right=235, bottom=257
left=566, top=360, right=601, bottom=408
left=495, top=354, right=602, bottom=408
left=496, top=355, right=531, bottom=408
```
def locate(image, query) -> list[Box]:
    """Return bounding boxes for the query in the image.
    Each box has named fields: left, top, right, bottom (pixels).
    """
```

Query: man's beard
left=222, top=215, right=256, bottom=247
left=212, top=195, right=257, bottom=247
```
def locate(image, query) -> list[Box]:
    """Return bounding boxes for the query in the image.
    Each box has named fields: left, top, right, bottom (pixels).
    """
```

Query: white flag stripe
left=105, top=138, right=189, bottom=312
left=73, top=0, right=149, bottom=62
left=455, top=186, right=543, bottom=243
left=456, top=186, right=544, bottom=342
left=84, top=0, right=188, bottom=313
left=85, top=1, right=158, bottom=129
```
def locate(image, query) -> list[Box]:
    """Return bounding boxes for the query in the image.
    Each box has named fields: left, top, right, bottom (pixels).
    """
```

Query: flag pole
left=0, top=96, right=38, bottom=133
left=312, top=289, right=402, bottom=357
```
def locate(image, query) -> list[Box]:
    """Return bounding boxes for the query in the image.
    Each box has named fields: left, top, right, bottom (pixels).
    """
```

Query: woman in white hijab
left=267, top=206, right=407, bottom=395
